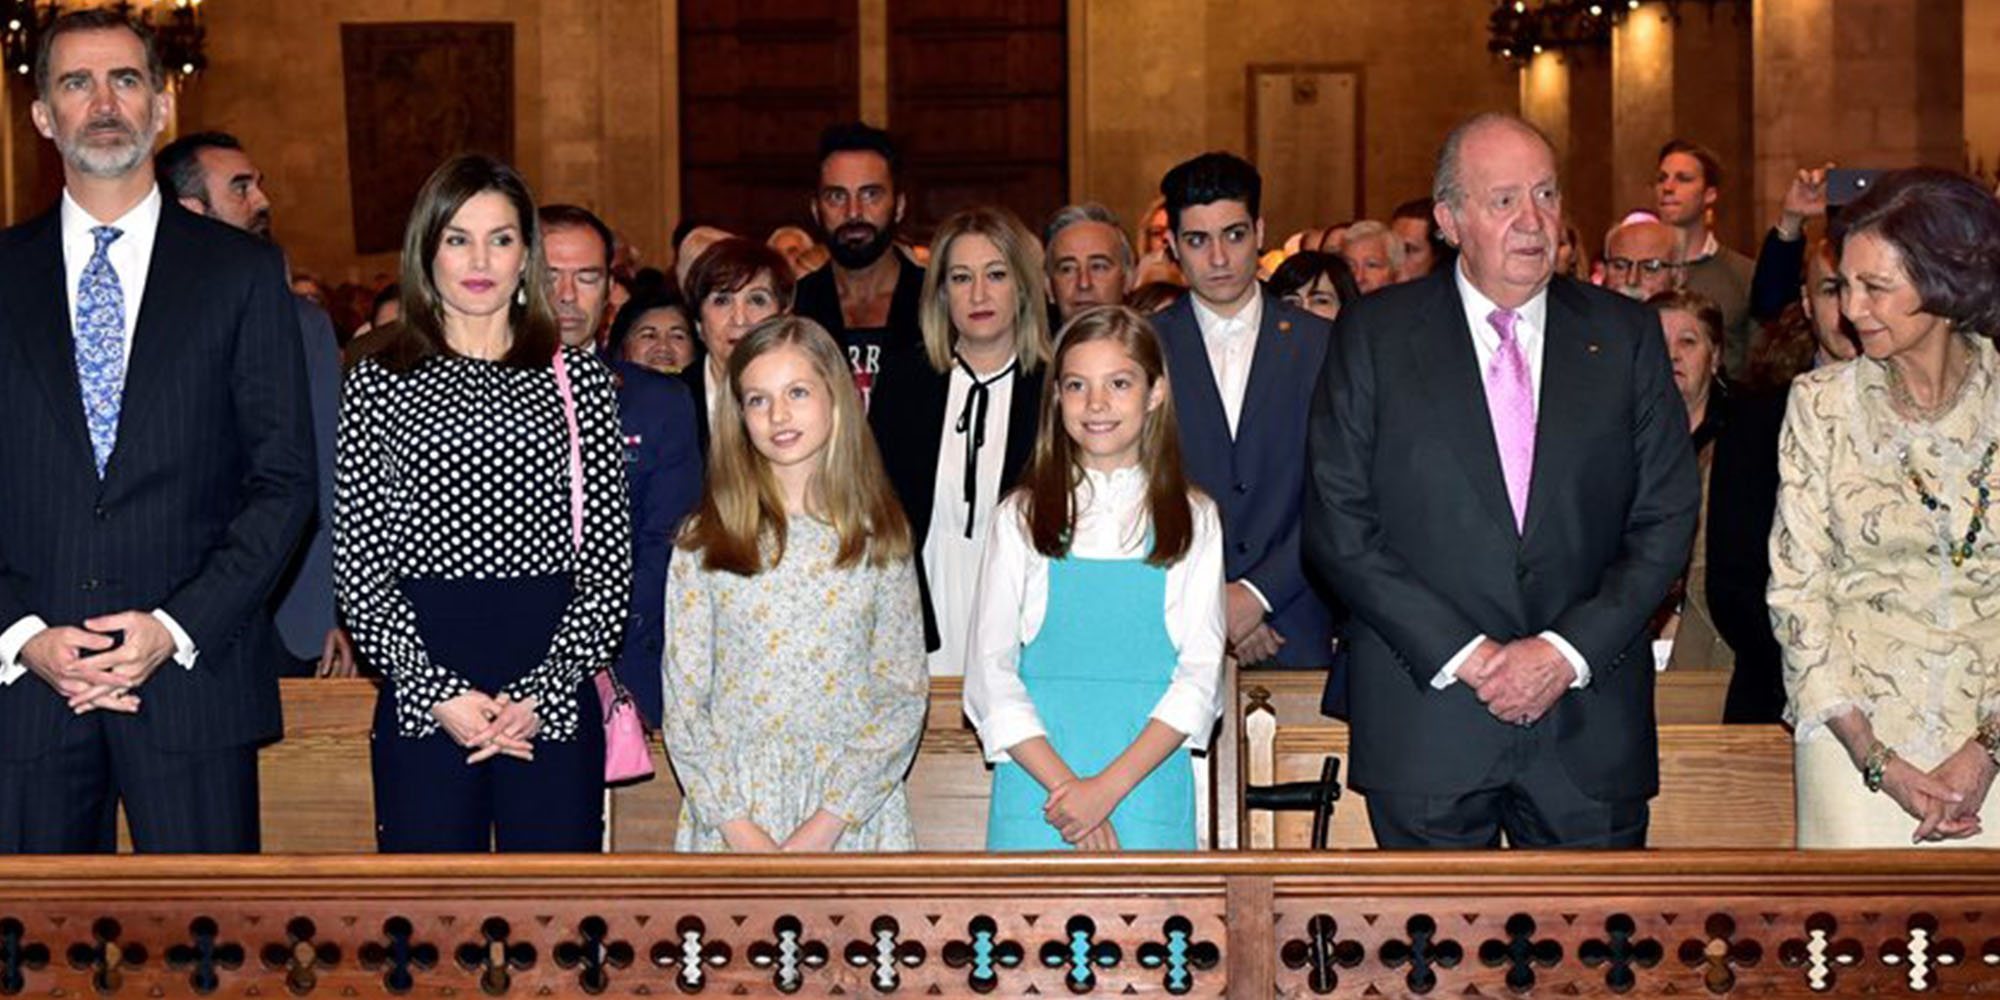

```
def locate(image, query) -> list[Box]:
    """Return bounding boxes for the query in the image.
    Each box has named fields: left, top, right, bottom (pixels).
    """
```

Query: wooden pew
left=1242, top=713, right=1795, bottom=849
left=259, top=678, right=997, bottom=852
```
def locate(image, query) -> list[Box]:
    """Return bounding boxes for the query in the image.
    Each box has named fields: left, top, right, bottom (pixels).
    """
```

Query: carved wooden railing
left=1, top=853, right=1997, bottom=996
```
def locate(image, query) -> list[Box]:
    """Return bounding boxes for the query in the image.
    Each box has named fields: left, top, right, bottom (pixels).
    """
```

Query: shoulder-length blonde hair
left=679, top=315, right=911, bottom=574
left=1015, top=305, right=1194, bottom=566
left=376, top=153, right=561, bottom=373
left=916, top=206, right=1052, bottom=375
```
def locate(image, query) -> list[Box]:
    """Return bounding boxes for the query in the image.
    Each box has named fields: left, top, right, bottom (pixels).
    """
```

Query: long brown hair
left=679, top=316, right=911, bottom=574
left=1016, top=306, right=1194, bottom=566
left=375, top=154, right=560, bottom=373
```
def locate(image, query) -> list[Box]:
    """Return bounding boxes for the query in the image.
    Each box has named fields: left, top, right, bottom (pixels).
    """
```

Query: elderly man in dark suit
left=1150, top=152, right=1337, bottom=683
left=0, top=10, right=315, bottom=853
left=1304, top=112, right=1698, bottom=849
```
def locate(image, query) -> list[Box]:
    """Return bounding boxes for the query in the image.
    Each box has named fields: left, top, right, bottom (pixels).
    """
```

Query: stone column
left=1611, top=3, right=1675, bottom=226
left=1752, top=0, right=1964, bottom=234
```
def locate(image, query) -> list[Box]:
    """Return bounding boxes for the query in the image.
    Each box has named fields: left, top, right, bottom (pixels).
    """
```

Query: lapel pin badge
left=1587, top=342, right=1601, bottom=354
left=1278, top=320, right=1292, bottom=335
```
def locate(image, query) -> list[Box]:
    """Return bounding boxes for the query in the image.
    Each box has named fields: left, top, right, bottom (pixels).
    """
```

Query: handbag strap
left=555, top=349, right=633, bottom=695
left=551, top=348, right=585, bottom=552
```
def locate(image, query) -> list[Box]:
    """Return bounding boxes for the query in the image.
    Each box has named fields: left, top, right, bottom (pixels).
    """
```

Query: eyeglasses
left=1604, top=257, right=1682, bottom=276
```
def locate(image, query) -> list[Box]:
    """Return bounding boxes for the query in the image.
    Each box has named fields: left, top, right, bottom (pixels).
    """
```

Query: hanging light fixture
left=4, top=0, right=207, bottom=85
left=1489, top=0, right=1739, bottom=65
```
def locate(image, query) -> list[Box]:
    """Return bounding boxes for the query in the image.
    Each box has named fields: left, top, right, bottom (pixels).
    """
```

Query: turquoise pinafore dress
left=985, top=553, right=1195, bottom=851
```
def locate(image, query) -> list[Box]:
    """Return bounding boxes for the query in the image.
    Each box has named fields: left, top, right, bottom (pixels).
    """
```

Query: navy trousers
left=372, top=575, right=604, bottom=853
left=0, top=708, right=259, bottom=854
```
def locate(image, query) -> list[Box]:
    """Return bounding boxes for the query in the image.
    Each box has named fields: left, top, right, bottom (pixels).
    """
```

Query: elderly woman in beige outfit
left=1770, top=168, right=2000, bottom=848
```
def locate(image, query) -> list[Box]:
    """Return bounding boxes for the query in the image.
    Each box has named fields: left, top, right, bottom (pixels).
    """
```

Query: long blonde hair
left=916, top=206, right=1052, bottom=374
left=679, top=316, right=911, bottom=574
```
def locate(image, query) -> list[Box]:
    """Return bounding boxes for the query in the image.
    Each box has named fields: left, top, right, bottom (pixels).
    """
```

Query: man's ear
left=893, top=192, right=906, bottom=225
left=1254, top=217, right=1266, bottom=251
left=178, top=195, right=208, bottom=217
left=29, top=99, right=53, bottom=141
left=1433, top=200, right=1465, bottom=249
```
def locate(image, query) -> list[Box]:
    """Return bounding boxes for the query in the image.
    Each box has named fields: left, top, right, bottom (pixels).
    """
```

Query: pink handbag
left=553, top=350, right=656, bottom=785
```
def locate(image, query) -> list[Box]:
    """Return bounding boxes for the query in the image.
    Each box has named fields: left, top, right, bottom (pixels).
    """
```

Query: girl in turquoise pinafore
left=965, top=306, right=1226, bottom=852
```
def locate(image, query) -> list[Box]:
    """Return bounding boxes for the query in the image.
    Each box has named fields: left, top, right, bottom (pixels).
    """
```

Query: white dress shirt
left=922, top=358, right=1016, bottom=677
left=1190, top=290, right=1275, bottom=613
left=1191, top=291, right=1262, bottom=439
left=0, top=186, right=197, bottom=686
left=964, top=466, right=1228, bottom=762
left=1431, top=264, right=1589, bottom=691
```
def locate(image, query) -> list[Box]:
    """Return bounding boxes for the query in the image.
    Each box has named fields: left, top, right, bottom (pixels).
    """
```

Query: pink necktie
left=1485, top=307, right=1536, bottom=533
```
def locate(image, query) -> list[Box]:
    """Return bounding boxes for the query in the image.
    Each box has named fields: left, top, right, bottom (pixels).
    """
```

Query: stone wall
left=174, top=0, right=676, bottom=286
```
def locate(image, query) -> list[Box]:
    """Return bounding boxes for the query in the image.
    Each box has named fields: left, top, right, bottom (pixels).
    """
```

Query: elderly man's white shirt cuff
left=1431, top=634, right=1487, bottom=690
left=152, top=610, right=199, bottom=669
left=1542, top=630, right=1590, bottom=688
left=0, top=615, right=49, bottom=686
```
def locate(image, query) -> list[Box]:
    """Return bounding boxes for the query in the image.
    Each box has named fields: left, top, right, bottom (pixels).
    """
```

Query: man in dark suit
left=154, top=130, right=354, bottom=679
left=1150, top=153, right=1338, bottom=684
left=0, top=10, right=315, bottom=853
left=1304, top=113, right=1699, bottom=849
left=540, top=205, right=701, bottom=728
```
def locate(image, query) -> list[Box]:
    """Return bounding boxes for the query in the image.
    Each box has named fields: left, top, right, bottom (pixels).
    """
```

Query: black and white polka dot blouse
left=334, top=346, right=633, bottom=741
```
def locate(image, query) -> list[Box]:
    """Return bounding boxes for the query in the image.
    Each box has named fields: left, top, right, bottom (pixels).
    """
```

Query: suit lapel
left=1236, top=290, right=1291, bottom=438
left=1157, top=295, right=1232, bottom=451
left=8, top=211, right=97, bottom=473
left=1521, top=279, right=1597, bottom=542
left=108, top=205, right=201, bottom=473
left=1415, top=273, right=1518, bottom=537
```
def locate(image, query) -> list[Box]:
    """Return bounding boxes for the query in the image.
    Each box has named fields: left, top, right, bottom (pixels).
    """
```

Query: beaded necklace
left=1900, top=440, right=1997, bottom=567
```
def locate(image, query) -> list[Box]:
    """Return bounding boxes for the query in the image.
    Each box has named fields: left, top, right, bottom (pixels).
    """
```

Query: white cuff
left=0, top=615, right=49, bottom=686
left=1237, top=579, right=1273, bottom=615
left=151, top=610, right=199, bottom=669
left=1150, top=681, right=1222, bottom=753
left=975, top=705, right=1048, bottom=764
left=1540, top=631, right=1589, bottom=688
left=1431, top=634, right=1488, bottom=690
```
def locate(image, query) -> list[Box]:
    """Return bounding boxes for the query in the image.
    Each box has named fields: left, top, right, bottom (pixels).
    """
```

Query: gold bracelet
left=1862, top=740, right=1895, bottom=794
left=1975, top=716, right=2000, bottom=766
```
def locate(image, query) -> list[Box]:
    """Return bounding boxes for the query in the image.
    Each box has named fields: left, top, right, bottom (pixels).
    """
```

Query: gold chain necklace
left=1884, top=348, right=1974, bottom=422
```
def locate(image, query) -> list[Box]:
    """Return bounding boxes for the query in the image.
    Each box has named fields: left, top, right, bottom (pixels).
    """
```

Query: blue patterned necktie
left=75, top=224, right=126, bottom=477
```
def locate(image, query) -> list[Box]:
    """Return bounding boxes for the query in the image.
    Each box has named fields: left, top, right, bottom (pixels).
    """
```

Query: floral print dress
left=661, top=518, right=928, bottom=851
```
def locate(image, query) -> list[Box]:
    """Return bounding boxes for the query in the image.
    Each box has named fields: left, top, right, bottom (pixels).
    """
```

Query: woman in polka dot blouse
left=334, top=155, right=633, bottom=853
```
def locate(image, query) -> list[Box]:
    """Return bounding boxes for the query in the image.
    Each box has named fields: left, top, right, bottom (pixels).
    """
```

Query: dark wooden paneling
left=339, top=23, right=514, bottom=256
left=889, top=0, right=1067, bottom=234
left=679, top=2, right=858, bottom=238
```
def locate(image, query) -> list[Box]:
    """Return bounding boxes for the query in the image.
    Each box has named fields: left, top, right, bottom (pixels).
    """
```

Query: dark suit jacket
left=867, top=344, right=1041, bottom=651
left=1303, top=269, right=1698, bottom=800
left=271, top=298, right=341, bottom=662
left=677, top=363, right=713, bottom=460
left=611, top=360, right=702, bottom=727
left=0, top=200, right=316, bottom=760
left=1704, top=387, right=1789, bottom=724
left=1154, top=290, right=1336, bottom=670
